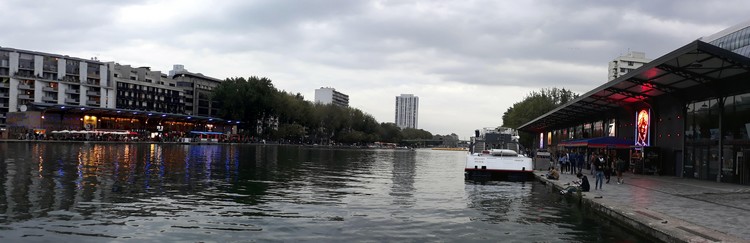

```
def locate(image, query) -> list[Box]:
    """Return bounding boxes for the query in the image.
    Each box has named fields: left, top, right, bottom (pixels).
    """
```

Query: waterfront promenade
left=536, top=170, right=750, bottom=242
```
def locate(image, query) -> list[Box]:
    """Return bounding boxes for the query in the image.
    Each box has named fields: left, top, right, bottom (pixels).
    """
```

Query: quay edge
left=534, top=172, right=747, bottom=243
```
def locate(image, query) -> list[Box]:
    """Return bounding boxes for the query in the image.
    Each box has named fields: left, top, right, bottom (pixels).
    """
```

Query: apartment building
left=607, top=51, right=651, bottom=81
left=111, top=64, right=184, bottom=114
left=395, top=94, right=419, bottom=129
left=314, top=87, right=349, bottom=107
left=0, top=47, right=114, bottom=128
left=170, top=65, right=222, bottom=117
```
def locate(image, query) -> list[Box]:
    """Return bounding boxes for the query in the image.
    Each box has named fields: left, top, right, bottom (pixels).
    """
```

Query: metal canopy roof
left=27, top=102, right=238, bottom=124
left=518, top=40, right=750, bottom=133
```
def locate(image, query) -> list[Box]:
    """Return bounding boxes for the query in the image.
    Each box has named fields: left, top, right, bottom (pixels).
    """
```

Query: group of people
left=546, top=150, right=629, bottom=194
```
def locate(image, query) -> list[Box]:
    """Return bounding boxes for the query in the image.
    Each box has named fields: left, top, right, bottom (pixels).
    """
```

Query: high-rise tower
left=395, top=94, right=418, bottom=129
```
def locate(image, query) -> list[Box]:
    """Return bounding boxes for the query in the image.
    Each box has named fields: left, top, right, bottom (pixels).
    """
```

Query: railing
left=66, top=89, right=80, bottom=94
left=62, top=76, right=79, bottom=83
left=86, top=100, right=100, bottom=106
left=0, top=93, right=8, bottom=98
left=0, top=103, right=7, bottom=108
left=86, top=90, right=101, bottom=96
left=18, top=84, right=32, bottom=90
left=0, top=83, right=9, bottom=88
left=43, top=86, right=57, bottom=92
left=14, top=70, right=35, bottom=78
left=42, top=72, right=56, bottom=80
left=65, top=98, right=79, bottom=104
left=18, top=94, right=31, bottom=100
left=42, top=96, right=57, bottom=102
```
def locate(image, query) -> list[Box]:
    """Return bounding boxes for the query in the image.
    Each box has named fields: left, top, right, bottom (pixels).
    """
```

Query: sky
left=2, top=0, right=749, bottom=140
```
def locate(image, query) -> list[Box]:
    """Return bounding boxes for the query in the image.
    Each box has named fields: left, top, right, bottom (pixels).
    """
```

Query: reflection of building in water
left=390, top=151, right=416, bottom=207
left=0, top=143, right=247, bottom=224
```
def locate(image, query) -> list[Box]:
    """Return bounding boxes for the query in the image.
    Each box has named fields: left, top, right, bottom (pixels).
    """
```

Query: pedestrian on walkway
left=570, top=151, right=578, bottom=175
left=604, top=155, right=613, bottom=184
left=616, top=157, right=627, bottom=184
left=589, top=152, right=597, bottom=175
left=576, top=152, right=584, bottom=174
left=594, top=154, right=605, bottom=190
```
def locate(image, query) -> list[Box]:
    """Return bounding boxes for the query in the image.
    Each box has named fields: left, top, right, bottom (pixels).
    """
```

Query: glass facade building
left=521, top=21, right=750, bottom=185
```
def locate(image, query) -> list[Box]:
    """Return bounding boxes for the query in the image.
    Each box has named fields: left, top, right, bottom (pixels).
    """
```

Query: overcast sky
left=2, top=0, right=748, bottom=139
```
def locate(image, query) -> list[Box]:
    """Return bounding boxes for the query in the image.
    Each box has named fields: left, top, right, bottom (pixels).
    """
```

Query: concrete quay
left=535, top=170, right=750, bottom=243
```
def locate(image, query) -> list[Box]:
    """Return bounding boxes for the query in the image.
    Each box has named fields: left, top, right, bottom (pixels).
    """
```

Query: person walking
left=569, top=151, right=577, bottom=175
left=589, top=152, right=597, bottom=175
left=594, top=154, right=605, bottom=190
left=604, top=154, right=612, bottom=184
left=616, top=157, right=627, bottom=184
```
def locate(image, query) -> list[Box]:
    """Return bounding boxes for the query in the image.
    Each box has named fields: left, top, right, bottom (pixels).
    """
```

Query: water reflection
left=0, top=143, right=647, bottom=242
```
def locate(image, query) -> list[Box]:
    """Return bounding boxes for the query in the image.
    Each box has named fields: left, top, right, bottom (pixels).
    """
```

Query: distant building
left=314, top=87, right=349, bottom=107
left=395, top=94, right=418, bottom=129
left=111, top=63, right=184, bottom=114
left=169, top=65, right=222, bottom=117
left=607, top=51, right=651, bottom=81
left=0, top=46, right=114, bottom=128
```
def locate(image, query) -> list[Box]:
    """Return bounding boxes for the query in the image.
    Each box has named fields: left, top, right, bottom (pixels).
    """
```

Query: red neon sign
left=635, top=109, right=650, bottom=146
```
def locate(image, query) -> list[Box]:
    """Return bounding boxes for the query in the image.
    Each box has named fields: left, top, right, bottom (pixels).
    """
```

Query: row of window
left=710, top=26, right=750, bottom=53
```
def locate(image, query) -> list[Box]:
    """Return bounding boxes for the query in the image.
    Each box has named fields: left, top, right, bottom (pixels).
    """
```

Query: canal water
left=0, top=143, right=649, bottom=242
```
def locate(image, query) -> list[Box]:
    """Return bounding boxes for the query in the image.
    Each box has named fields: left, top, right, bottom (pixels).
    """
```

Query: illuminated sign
left=634, top=109, right=650, bottom=146
left=539, top=133, right=544, bottom=149
left=547, top=132, right=552, bottom=145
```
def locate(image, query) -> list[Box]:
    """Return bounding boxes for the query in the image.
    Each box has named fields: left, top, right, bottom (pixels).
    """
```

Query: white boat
left=464, top=127, right=534, bottom=181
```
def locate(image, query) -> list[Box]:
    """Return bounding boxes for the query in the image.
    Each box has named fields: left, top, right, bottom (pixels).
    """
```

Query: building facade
left=607, top=51, right=651, bottom=81
left=170, top=65, right=222, bottom=117
left=520, top=21, right=750, bottom=185
left=111, top=64, right=184, bottom=114
left=0, top=47, right=114, bottom=129
left=395, top=94, right=419, bottom=129
left=314, top=87, right=349, bottom=107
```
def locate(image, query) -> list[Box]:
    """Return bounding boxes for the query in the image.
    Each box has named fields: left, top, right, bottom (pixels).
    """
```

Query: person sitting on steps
left=546, top=166, right=560, bottom=180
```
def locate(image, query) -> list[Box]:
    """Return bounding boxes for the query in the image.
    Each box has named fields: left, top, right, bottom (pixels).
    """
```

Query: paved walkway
left=536, top=169, right=750, bottom=243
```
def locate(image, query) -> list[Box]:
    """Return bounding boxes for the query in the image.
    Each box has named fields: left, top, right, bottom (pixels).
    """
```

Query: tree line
left=502, top=87, right=579, bottom=148
left=211, top=76, right=436, bottom=145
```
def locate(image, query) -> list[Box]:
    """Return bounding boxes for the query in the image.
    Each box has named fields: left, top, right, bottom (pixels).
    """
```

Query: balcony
left=62, top=76, right=79, bottom=83
left=0, top=103, right=7, bottom=109
left=0, top=93, right=7, bottom=98
left=13, top=70, right=35, bottom=79
left=42, top=96, right=57, bottom=102
left=0, top=82, right=8, bottom=88
left=86, top=78, right=100, bottom=86
left=41, top=72, right=57, bottom=80
left=65, top=98, right=79, bottom=104
left=43, top=64, right=58, bottom=72
left=86, top=100, right=100, bottom=106
left=18, top=84, right=33, bottom=90
left=18, top=63, right=34, bottom=70
left=18, top=94, right=32, bottom=100
left=66, top=89, right=80, bottom=95
left=86, top=90, right=101, bottom=96
left=43, top=86, right=58, bottom=92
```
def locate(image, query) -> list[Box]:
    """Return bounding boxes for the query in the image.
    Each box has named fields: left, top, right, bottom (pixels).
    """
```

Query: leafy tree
left=213, top=76, right=442, bottom=145
left=502, top=87, right=578, bottom=147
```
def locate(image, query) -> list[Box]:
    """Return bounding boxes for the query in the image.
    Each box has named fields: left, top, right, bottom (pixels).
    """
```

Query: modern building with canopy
left=519, top=22, right=750, bottom=185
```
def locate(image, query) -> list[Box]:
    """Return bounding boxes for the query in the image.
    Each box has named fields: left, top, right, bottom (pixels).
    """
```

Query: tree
left=502, top=87, right=578, bottom=147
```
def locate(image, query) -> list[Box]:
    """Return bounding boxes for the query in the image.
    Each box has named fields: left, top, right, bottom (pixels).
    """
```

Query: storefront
left=5, top=102, right=237, bottom=141
left=520, top=40, right=750, bottom=185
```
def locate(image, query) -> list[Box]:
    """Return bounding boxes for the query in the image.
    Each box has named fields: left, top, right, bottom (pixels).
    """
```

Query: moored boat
left=465, top=127, right=533, bottom=181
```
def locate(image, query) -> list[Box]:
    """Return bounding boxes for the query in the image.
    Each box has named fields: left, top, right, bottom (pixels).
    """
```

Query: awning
left=519, top=40, right=750, bottom=133
left=558, top=136, right=632, bottom=149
